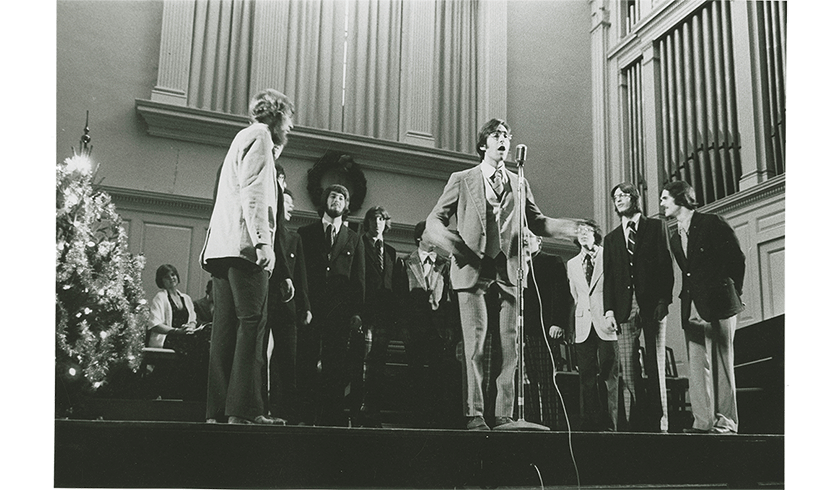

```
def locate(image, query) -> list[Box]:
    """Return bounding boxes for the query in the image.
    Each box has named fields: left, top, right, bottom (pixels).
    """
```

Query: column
left=641, top=41, right=665, bottom=217
left=476, top=0, right=507, bottom=125
left=731, top=0, right=773, bottom=190
left=398, top=0, right=437, bottom=147
left=590, top=0, right=611, bottom=228
left=151, top=0, right=196, bottom=106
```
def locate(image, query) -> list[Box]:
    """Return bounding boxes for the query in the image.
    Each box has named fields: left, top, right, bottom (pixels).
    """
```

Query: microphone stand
left=495, top=147, right=549, bottom=432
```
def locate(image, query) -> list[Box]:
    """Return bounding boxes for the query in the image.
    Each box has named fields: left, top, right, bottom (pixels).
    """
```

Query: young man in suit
left=425, top=118, right=578, bottom=431
left=264, top=187, right=311, bottom=424
left=349, top=206, right=402, bottom=427
left=565, top=219, right=619, bottom=431
left=296, top=184, right=365, bottom=426
left=603, top=182, right=673, bottom=432
left=397, top=221, right=461, bottom=428
left=661, top=181, right=745, bottom=434
left=201, top=89, right=294, bottom=425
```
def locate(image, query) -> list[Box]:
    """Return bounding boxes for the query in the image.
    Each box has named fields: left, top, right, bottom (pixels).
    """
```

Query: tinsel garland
left=55, top=155, right=148, bottom=397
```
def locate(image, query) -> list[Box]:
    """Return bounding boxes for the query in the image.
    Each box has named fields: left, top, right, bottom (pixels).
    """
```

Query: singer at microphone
left=423, top=117, right=581, bottom=431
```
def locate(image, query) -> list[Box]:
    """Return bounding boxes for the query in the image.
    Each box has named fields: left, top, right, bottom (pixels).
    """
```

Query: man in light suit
left=661, top=181, right=745, bottom=434
left=425, top=118, right=578, bottom=431
left=296, top=184, right=365, bottom=427
left=565, top=219, right=619, bottom=431
left=603, top=182, right=673, bottom=432
left=201, top=89, right=294, bottom=425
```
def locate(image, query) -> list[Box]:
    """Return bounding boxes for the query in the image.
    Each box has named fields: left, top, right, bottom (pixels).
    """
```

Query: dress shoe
left=711, top=426, right=736, bottom=434
left=205, top=418, right=218, bottom=424
left=466, top=415, right=490, bottom=431
left=493, top=417, right=514, bottom=428
left=227, top=415, right=285, bottom=425
left=682, top=427, right=710, bottom=434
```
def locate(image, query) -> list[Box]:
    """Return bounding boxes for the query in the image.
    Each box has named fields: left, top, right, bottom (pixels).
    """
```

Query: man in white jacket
left=200, top=89, right=294, bottom=425
left=565, top=219, right=619, bottom=431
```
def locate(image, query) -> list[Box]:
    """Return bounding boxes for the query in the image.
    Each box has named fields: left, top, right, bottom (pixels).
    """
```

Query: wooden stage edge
left=55, top=419, right=783, bottom=489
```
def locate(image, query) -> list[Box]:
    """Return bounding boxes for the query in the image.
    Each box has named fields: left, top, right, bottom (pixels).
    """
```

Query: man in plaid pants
left=603, top=182, right=674, bottom=433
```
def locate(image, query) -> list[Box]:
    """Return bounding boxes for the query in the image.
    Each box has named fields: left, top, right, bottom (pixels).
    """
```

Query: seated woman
left=148, top=264, right=199, bottom=349
left=147, top=264, right=208, bottom=400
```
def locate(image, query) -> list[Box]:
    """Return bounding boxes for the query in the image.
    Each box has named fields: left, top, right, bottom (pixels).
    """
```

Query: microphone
left=515, top=144, right=527, bottom=166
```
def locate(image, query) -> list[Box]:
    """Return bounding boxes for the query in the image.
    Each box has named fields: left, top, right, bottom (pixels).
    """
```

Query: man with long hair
left=661, top=181, right=744, bottom=434
left=603, top=182, right=673, bottom=432
left=201, top=89, right=295, bottom=425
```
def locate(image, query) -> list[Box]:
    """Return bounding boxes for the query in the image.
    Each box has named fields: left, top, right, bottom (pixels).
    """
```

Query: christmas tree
left=55, top=147, right=148, bottom=416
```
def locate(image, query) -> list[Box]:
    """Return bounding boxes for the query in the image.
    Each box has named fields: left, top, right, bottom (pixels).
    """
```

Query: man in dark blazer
left=425, top=118, right=578, bottom=431
left=661, top=180, right=745, bottom=434
left=296, top=183, right=365, bottom=426
left=523, top=233, right=573, bottom=431
left=264, top=188, right=311, bottom=424
left=348, top=205, right=401, bottom=427
left=603, top=182, right=673, bottom=432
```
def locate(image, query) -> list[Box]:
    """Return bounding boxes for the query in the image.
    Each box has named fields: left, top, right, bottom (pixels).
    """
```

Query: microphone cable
left=524, top=242, right=581, bottom=490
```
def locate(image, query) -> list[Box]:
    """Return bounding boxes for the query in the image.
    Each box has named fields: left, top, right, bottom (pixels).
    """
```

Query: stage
left=55, top=417, right=783, bottom=489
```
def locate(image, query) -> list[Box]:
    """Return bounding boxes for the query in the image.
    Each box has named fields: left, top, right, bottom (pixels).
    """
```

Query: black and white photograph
left=6, top=0, right=834, bottom=488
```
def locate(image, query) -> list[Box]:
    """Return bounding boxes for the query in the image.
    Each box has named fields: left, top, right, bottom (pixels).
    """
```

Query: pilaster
left=151, top=0, right=196, bottom=106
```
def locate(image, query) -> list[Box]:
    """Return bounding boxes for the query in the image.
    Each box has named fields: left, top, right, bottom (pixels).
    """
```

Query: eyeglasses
left=613, top=193, right=632, bottom=202
left=489, top=130, right=512, bottom=141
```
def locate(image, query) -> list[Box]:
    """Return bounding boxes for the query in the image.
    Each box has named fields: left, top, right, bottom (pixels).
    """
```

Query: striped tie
left=491, top=168, right=505, bottom=199
left=627, top=221, right=636, bottom=267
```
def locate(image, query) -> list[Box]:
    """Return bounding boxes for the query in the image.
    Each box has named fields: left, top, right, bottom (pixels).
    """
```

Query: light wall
left=507, top=0, right=593, bottom=221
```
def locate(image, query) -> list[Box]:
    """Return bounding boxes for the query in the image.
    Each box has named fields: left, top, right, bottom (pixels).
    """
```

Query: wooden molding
left=135, top=98, right=477, bottom=180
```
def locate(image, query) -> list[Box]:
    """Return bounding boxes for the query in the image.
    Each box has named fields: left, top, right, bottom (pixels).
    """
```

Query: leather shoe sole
left=682, top=427, right=710, bottom=434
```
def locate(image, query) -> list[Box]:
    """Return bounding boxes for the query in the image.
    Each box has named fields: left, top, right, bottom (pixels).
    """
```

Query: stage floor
left=55, top=419, right=783, bottom=489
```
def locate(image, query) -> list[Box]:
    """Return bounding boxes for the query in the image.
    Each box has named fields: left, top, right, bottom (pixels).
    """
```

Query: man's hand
left=549, top=326, right=562, bottom=340
left=300, top=310, right=312, bottom=326
left=280, top=278, right=295, bottom=303
left=653, top=303, right=669, bottom=322
left=350, top=315, right=363, bottom=333
left=256, top=244, right=276, bottom=272
left=605, top=315, right=620, bottom=334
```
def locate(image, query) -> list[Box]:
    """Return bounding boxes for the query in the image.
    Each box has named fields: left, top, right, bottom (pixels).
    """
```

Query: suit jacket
left=201, top=123, right=290, bottom=280
left=425, top=165, right=556, bottom=290
left=397, top=250, right=458, bottom=339
left=603, top=215, right=673, bottom=323
left=269, top=228, right=310, bottom=317
left=670, top=211, right=745, bottom=323
left=297, top=220, right=365, bottom=319
left=567, top=248, right=614, bottom=343
left=361, top=235, right=400, bottom=325
left=523, top=252, right=573, bottom=338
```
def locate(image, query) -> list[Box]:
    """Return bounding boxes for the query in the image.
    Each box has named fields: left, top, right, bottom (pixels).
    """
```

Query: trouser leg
left=713, top=314, right=738, bottom=431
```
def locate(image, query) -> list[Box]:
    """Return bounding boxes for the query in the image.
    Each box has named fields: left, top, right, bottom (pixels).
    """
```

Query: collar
left=677, top=209, right=695, bottom=233
left=419, top=250, right=437, bottom=264
left=322, top=215, right=342, bottom=231
left=480, top=160, right=505, bottom=180
left=582, top=245, right=600, bottom=259
left=621, top=213, right=641, bottom=230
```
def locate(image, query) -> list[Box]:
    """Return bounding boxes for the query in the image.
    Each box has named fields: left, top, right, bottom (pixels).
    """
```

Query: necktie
left=375, top=239, right=384, bottom=271
left=325, top=224, right=334, bottom=250
left=584, top=253, right=593, bottom=285
left=424, top=255, right=433, bottom=289
left=490, top=168, right=505, bottom=199
left=627, top=221, right=636, bottom=267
